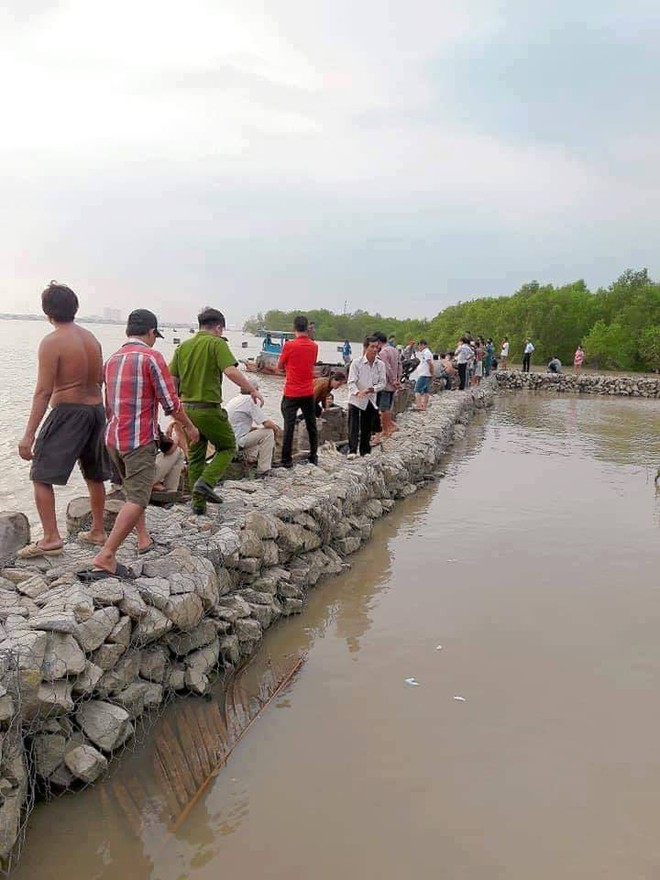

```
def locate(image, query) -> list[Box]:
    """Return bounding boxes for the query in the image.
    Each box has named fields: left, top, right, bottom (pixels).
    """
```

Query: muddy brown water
left=13, top=393, right=660, bottom=880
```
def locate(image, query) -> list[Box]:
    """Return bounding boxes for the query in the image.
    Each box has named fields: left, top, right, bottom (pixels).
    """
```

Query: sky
left=1, top=0, right=659, bottom=326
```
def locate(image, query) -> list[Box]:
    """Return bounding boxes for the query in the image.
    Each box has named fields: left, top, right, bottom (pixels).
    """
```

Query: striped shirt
left=104, top=339, right=181, bottom=452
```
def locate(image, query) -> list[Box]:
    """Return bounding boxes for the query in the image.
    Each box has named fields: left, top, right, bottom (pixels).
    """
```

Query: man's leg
left=359, top=405, right=376, bottom=456
left=300, top=396, right=318, bottom=463
left=92, top=444, right=156, bottom=572
left=197, top=408, right=236, bottom=487
left=33, top=482, right=63, bottom=550
left=347, top=405, right=360, bottom=454
left=242, top=428, right=275, bottom=473
left=280, top=397, right=298, bottom=466
left=155, top=449, right=186, bottom=491
left=85, top=480, right=107, bottom=544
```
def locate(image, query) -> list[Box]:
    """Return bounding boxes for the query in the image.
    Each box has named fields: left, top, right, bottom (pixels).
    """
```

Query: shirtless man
left=17, top=282, right=110, bottom=557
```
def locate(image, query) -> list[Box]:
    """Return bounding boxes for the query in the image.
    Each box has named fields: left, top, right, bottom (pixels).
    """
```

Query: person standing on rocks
left=278, top=315, right=319, bottom=468
left=373, top=331, right=401, bottom=438
left=573, top=344, right=585, bottom=373
left=170, top=308, right=263, bottom=513
left=411, top=339, right=434, bottom=411
left=500, top=336, right=510, bottom=370
left=347, top=336, right=387, bottom=458
left=17, top=282, right=111, bottom=558
left=522, top=338, right=535, bottom=373
left=455, top=336, right=474, bottom=391
left=81, top=309, right=200, bottom=580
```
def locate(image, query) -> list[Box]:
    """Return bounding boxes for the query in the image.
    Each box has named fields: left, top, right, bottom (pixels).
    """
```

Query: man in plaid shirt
left=81, top=309, right=198, bottom=581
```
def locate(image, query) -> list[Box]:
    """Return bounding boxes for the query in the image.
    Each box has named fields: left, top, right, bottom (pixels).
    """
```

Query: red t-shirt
left=279, top=335, right=318, bottom=397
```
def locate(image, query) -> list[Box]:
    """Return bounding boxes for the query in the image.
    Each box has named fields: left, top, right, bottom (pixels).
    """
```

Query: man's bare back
left=45, top=323, right=103, bottom=406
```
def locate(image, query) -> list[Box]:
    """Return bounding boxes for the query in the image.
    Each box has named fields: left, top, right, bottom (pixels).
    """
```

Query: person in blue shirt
left=342, top=339, right=352, bottom=366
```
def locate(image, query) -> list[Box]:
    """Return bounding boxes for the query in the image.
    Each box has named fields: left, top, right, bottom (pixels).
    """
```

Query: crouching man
left=225, top=384, right=282, bottom=477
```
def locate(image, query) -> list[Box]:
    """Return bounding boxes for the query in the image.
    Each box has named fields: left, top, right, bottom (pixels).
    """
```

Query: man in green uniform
left=170, top=308, right=263, bottom=513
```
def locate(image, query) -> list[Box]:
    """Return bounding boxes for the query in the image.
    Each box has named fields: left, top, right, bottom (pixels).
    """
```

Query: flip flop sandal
left=77, top=531, right=106, bottom=547
left=137, top=541, right=156, bottom=556
left=17, top=542, right=63, bottom=559
left=77, top=563, right=136, bottom=583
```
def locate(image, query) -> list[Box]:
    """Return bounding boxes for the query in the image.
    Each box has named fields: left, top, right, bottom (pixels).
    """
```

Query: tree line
left=243, top=269, right=660, bottom=371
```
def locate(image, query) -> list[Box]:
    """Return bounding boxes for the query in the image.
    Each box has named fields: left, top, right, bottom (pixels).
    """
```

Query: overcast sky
left=1, top=0, right=658, bottom=325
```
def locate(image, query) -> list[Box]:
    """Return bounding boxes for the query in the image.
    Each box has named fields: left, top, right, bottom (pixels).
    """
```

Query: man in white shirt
left=347, top=336, right=387, bottom=458
left=500, top=336, right=510, bottom=370
left=225, top=385, right=282, bottom=477
left=411, top=339, right=434, bottom=411
left=522, top=338, right=535, bottom=373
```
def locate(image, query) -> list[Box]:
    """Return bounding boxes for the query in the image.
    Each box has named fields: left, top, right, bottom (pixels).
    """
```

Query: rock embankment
left=496, top=370, right=660, bottom=397
left=0, top=383, right=494, bottom=869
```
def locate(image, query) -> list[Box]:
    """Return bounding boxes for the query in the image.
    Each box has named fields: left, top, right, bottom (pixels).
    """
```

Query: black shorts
left=376, top=390, right=395, bottom=412
left=30, top=403, right=111, bottom=486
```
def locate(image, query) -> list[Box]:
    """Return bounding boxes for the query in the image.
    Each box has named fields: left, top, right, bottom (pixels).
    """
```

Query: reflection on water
left=13, top=394, right=660, bottom=880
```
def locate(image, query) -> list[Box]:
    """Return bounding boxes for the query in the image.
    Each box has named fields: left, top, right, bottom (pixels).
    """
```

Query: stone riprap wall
left=0, top=383, right=494, bottom=870
left=496, top=370, right=660, bottom=397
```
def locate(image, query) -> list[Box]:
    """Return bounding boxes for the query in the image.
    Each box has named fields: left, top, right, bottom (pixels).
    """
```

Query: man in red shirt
left=278, top=315, right=319, bottom=467
left=81, top=309, right=199, bottom=580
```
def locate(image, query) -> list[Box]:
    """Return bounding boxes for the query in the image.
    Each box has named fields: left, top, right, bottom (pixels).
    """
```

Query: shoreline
left=0, top=382, right=495, bottom=871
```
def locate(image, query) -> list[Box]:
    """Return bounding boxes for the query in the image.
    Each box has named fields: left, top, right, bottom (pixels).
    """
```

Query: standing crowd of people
left=17, top=282, right=589, bottom=577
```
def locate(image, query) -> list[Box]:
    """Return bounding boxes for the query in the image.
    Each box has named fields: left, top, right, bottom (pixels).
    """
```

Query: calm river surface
left=12, top=392, right=660, bottom=880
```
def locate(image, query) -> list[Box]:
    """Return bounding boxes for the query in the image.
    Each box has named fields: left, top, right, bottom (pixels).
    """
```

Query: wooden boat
left=241, top=331, right=345, bottom=378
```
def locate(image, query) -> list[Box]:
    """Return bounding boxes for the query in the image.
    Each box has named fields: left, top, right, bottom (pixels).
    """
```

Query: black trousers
left=458, top=362, right=468, bottom=390
left=348, top=402, right=378, bottom=456
left=522, top=353, right=531, bottom=372
left=281, top=395, right=318, bottom=465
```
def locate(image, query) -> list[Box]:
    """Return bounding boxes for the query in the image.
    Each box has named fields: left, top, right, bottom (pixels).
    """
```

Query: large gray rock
left=72, top=660, right=104, bottom=696
left=91, top=642, right=126, bottom=670
left=245, top=510, right=279, bottom=540
left=107, top=615, right=132, bottom=648
left=96, top=651, right=141, bottom=697
left=27, top=609, right=77, bottom=633
left=14, top=575, right=48, bottom=600
left=0, top=512, right=30, bottom=564
left=35, top=680, right=74, bottom=717
left=76, top=701, right=134, bottom=752
left=64, top=743, right=108, bottom=784
left=163, top=593, right=203, bottom=630
left=118, top=584, right=148, bottom=620
left=41, top=633, right=86, bottom=680
left=133, top=607, right=172, bottom=645
left=73, top=607, right=120, bottom=652
left=139, top=647, right=168, bottom=682
left=165, top=620, right=217, bottom=656
left=135, top=577, right=171, bottom=612
left=31, top=733, right=67, bottom=778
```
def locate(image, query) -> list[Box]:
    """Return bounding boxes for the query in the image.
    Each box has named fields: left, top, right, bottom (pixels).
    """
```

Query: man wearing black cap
left=80, top=309, right=199, bottom=580
left=170, top=307, right=263, bottom=513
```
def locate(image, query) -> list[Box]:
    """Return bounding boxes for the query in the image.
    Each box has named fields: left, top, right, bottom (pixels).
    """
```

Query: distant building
left=103, top=307, right=121, bottom=322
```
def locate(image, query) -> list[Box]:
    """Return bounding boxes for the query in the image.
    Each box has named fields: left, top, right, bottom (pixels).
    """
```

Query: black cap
left=126, top=309, right=164, bottom=338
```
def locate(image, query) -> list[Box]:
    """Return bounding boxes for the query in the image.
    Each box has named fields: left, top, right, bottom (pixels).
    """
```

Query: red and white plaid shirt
left=104, top=339, right=181, bottom=452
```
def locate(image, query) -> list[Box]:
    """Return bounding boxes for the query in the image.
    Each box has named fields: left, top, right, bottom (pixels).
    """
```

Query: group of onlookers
left=18, top=284, right=591, bottom=580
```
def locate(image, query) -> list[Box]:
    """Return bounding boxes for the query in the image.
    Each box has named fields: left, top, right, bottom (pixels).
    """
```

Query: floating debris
left=404, top=678, right=420, bottom=687
left=453, top=695, right=467, bottom=702
left=435, top=645, right=443, bottom=651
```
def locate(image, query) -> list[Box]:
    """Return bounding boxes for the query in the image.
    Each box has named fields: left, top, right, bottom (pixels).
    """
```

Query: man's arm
left=262, top=418, right=282, bottom=435
left=372, top=361, right=387, bottom=394
left=347, top=359, right=360, bottom=397
left=149, top=355, right=200, bottom=444
left=223, top=365, right=264, bottom=406
left=19, top=338, right=58, bottom=460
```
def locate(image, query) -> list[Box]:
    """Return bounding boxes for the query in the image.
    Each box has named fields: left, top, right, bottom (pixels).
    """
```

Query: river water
left=0, top=320, right=348, bottom=529
left=12, top=392, right=660, bottom=880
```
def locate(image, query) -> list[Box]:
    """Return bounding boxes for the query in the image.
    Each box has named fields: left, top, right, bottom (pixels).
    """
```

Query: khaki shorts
left=108, top=442, right=157, bottom=508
